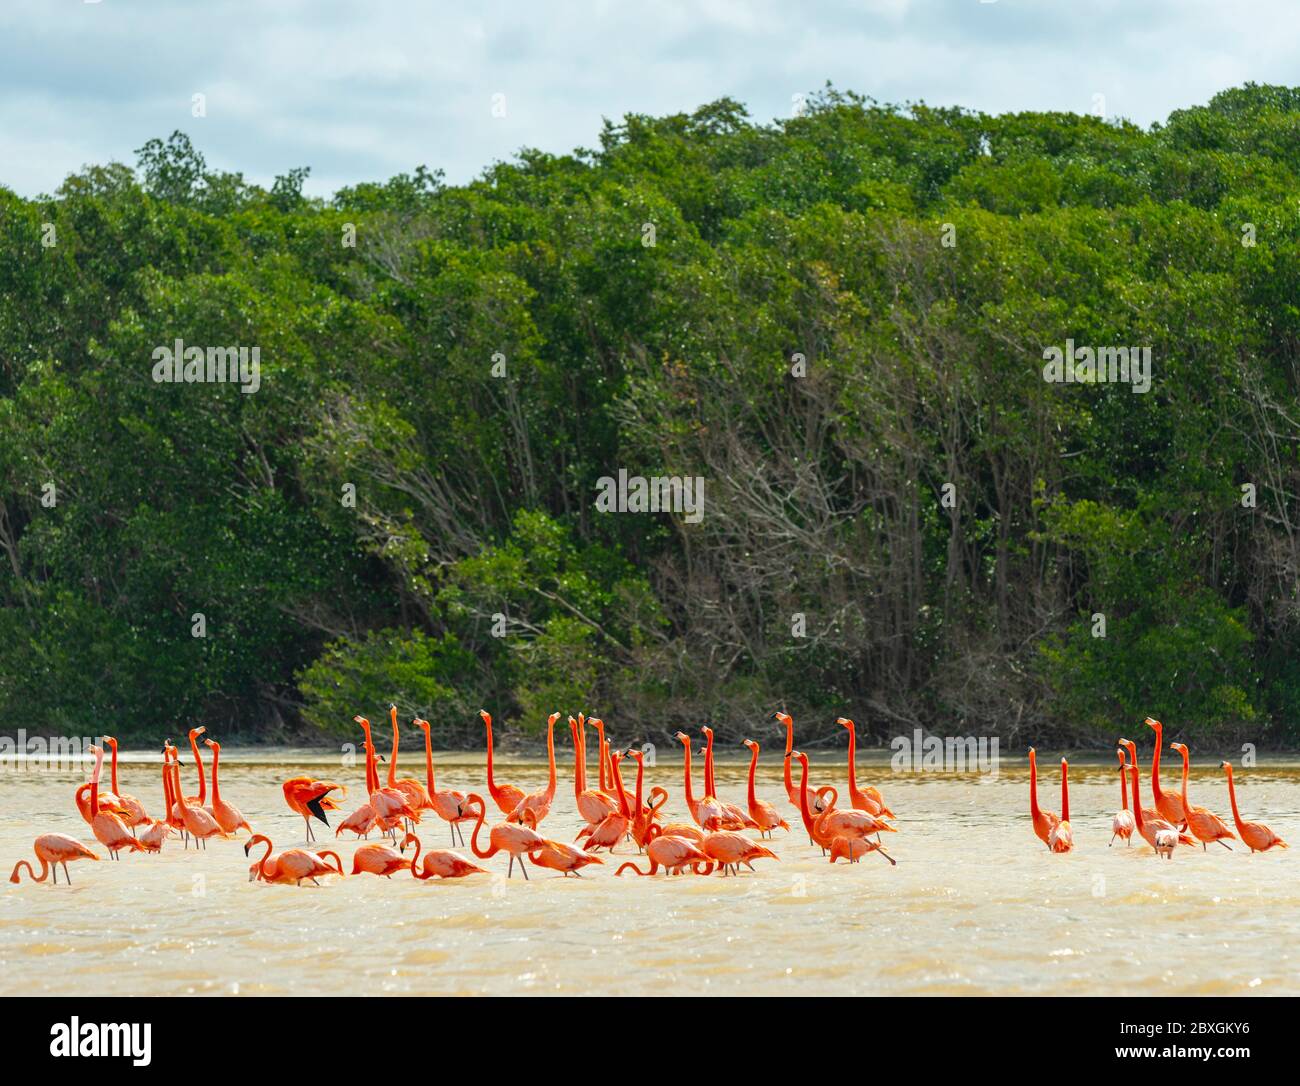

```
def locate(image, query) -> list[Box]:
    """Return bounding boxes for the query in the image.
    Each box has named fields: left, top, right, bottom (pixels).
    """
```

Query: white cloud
left=0, top=0, right=1297, bottom=198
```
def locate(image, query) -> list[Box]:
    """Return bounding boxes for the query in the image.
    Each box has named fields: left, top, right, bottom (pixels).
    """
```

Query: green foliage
left=4, top=86, right=1300, bottom=745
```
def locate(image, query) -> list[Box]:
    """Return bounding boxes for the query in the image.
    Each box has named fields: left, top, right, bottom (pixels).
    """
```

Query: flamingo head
left=103, top=735, right=118, bottom=750
left=835, top=717, right=853, bottom=728
left=1144, top=717, right=1161, bottom=730
left=188, top=725, right=206, bottom=742
left=773, top=712, right=791, bottom=725
left=478, top=709, right=491, bottom=725
left=674, top=731, right=689, bottom=745
left=547, top=712, right=561, bottom=726
left=1170, top=742, right=1187, bottom=755
left=414, top=718, right=430, bottom=733
left=203, top=737, right=220, bottom=753
left=743, top=739, right=758, bottom=752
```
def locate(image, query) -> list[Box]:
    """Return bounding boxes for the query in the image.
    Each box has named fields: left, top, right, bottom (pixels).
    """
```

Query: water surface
left=2, top=750, right=1296, bottom=996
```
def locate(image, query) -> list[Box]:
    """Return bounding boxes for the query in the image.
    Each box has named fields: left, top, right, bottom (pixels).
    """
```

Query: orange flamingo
left=400, top=832, right=488, bottom=880
left=86, top=745, right=144, bottom=858
left=1144, top=717, right=1187, bottom=827
left=701, top=831, right=777, bottom=877
left=581, top=751, right=633, bottom=852
left=528, top=839, right=605, bottom=877
left=351, top=840, right=413, bottom=877
left=354, top=715, right=417, bottom=833
left=674, top=731, right=708, bottom=826
left=10, top=833, right=98, bottom=885
left=838, top=717, right=894, bottom=818
left=509, top=712, right=560, bottom=824
left=282, top=774, right=345, bottom=843
left=1110, top=748, right=1135, bottom=847
left=1119, top=740, right=1194, bottom=853
left=701, top=726, right=758, bottom=830
left=616, top=824, right=711, bottom=876
left=814, top=794, right=896, bottom=845
left=1048, top=758, right=1074, bottom=853
left=742, top=739, right=788, bottom=838
left=1028, top=747, right=1060, bottom=849
left=183, top=726, right=210, bottom=808
left=1168, top=743, right=1234, bottom=851
left=1220, top=762, right=1288, bottom=853
left=245, top=834, right=343, bottom=886
left=466, top=792, right=546, bottom=878
left=386, top=705, right=432, bottom=818
left=135, top=753, right=175, bottom=853
left=414, top=718, right=473, bottom=846
left=627, top=748, right=668, bottom=849
left=335, top=738, right=379, bottom=840
left=101, top=736, right=149, bottom=831
left=573, top=716, right=619, bottom=828
left=774, top=712, right=833, bottom=838
left=479, top=710, right=526, bottom=816
left=203, top=738, right=251, bottom=835
left=588, top=716, right=615, bottom=799
left=170, top=747, right=228, bottom=849
left=792, top=751, right=894, bottom=864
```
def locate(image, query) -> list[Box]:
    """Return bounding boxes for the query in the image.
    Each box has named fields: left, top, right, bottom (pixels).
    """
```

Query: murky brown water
left=2, top=750, right=1297, bottom=995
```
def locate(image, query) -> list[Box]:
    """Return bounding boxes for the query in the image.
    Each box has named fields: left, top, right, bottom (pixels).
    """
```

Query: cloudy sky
left=2, top=0, right=1297, bottom=199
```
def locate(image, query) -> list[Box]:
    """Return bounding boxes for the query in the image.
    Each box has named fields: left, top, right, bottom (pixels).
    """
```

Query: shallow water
left=2, top=749, right=1297, bottom=996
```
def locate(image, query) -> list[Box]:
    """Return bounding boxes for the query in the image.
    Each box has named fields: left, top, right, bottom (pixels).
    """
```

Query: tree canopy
left=2, top=83, right=1299, bottom=747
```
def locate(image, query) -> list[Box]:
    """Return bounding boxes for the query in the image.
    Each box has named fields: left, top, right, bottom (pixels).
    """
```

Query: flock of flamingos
left=8, top=710, right=1288, bottom=887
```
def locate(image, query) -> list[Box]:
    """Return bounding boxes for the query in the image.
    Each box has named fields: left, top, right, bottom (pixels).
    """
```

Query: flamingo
left=1168, top=743, right=1234, bottom=851
left=135, top=754, right=175, bottom=853
left=701, top=831, right=777, bottom=877
left=791, top=751, right=894, bottom=864
left=1119, top=740, right=1194, bottom=853
left=282, top=774, right=346, bottom=843
left=414, top=718, right=473, bottom=846
left=581, top=751, right=633, bottom=852
left=101, top=736, right=149, bottom=831
left=573, top=716, right=618, bottom=828
left=335, top=738, right=379, bottom=840
left=588, top=716, right=615, bottom=799
left=1220, top=762, right=1288, bottom=853
left=478, top=710, right=526, bottom=816
left=10, top=833, right=98, bottom=885
left=627, top=748, right=668, bottom=850
left=86, top=745, right=145, bottom=858
left=675, top=730, right=732, bottom=829
left=385, top=705, right=432, bottom=819
left=351, top=841, right=413, bottom=878
left=466, top=792, right=546, bottom=878
left=527, top=839, right=605, bottom=877
left=616, top=824, right=711, bottom=876
left=657, top=821, right=706, bottom=844
left=1144, top=718, right=1187, bottom=827
left=814, top=795, right=896, bottom=845
left=1028, top=747, right=1060, bottom=849
left=354, top=715, right=418, bottom=833
left=1110, top=747, right=1135, bottom=847
left=245, top=834, right=343, bottom=886
left=184, top=726, right=210, bottom=808
left=1048, top=758, right=1074, bottom=853
left=838, top=717, right=894, bottom=818
left=400, top=833, right=488, bottom=880
left=509, top=712, right=560, bottom=825
left=171, top=748, right=229, bottom=849
left=203, top=738, right=251, bottom=835
left=742, top=739, right=789, bottom=838
left=700, top=726, right=758, bottom=830
left=774, top=712, right=833, bottom=838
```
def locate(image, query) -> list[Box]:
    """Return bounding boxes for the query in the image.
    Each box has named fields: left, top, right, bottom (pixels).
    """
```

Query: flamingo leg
left=507, top=853, right=514, bottom=878
left=519, top=854, right=530, bottom=880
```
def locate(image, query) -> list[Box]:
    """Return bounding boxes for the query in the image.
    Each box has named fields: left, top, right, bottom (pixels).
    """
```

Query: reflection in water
left=2, top=751, right=1296, bottom=995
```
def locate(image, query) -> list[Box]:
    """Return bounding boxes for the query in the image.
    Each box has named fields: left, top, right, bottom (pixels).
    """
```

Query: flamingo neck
left=1119, top=761, right=1129, bottom=811
left=109, top=744, right=120, bottom=794
left=1224, top=770, right=1245, bottom=830
left=783, top=724, right=795, bottom=797
left=1178, top=750, right=1191, bottom=812
left=388, top=716, right=399, bottom=787
left=189, top=736, right=206, bottom=804
left=704, top=734, right=716, bottom=797
left=1028, top=753, right=1041, bottom=819
left=1060, top=764, right=1069, bottom=823
left=210, top=747, right=221, bottom=803
left=423, top=729, right=435, bottom=794
left=746, top=747, right=759, bottom=807
left=1129, top=764, right=1144, bottom=829
left=1150, top=725, right=1164, bottom=801
left=681, top=743, right=697, bottom=806
left=846, top=725, right=859, bottom=795
left=543, top=718, right=556, bottom=799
